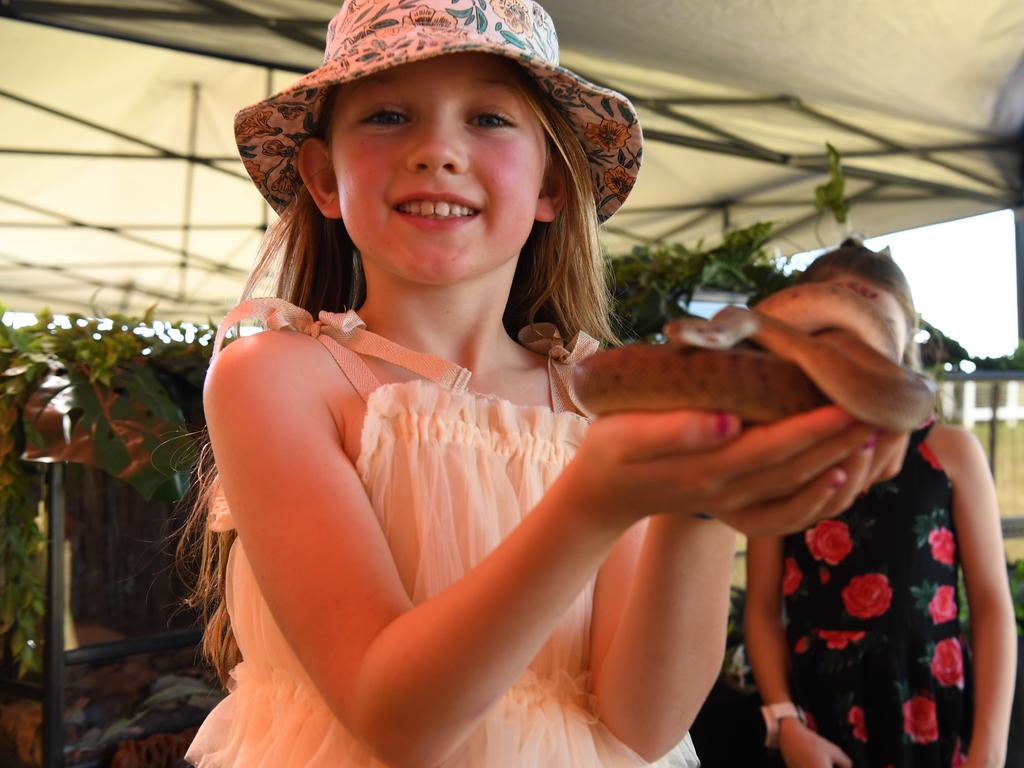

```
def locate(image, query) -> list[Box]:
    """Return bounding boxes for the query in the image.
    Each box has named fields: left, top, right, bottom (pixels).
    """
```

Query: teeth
left=397, top=200, right=476, bottom=218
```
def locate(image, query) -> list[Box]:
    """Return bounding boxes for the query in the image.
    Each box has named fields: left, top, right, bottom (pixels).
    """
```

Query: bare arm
left=207, top=331, right=877, bottom=766
left=744, top=535, right=853, bottom=768
left=586, top=411, right=877, bottom=759
left=928, top=425, right=1015, bottom=768
left=744, top=535, right=792, bottom=706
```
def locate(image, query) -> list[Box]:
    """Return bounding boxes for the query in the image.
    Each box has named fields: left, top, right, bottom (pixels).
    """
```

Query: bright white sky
left=792, top=209, right=1020, bottom=359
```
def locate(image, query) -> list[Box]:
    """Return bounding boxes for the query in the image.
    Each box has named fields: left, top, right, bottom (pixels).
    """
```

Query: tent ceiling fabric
left=1, top=0, right=1022, bottom=321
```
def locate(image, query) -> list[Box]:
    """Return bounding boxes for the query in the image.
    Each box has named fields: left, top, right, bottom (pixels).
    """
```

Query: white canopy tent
left=1, top=0, right=1021, bottom=327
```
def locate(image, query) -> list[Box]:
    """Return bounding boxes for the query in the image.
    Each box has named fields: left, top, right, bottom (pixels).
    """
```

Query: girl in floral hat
left=745, top=241, right=1015, bottom=768
left=182, top=3, right=891, bottom=766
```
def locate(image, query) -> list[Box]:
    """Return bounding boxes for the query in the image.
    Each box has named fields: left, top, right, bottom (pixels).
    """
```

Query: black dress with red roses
left=781, top=424, right=973, bottom=768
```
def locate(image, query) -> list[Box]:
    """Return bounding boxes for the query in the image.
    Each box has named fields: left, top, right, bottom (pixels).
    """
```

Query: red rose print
left=819, top=566, right=831, bottom=585
left=803, top=710, right=817, bottom=733
left=805, top=520, right=853, bottom=565
left=917, top=441, right=944, bottom=471
left=902, top=694, right=938, bottom=744
left=817, top=629, right=866, bottom=650
left=847, top=705, right=867, bottom=742
left=928, top=585, right=958, bottom=624
left=782, top=558, right=803, bottom=596
left=927, top=527, right=956, bottom=565
left=841, top=573, right=893, bottom=619
left=793, top=636, right=810, bottom=654
left=951, top=738, right=966, bottom=767
left=930, top=637, right=964, bottom=688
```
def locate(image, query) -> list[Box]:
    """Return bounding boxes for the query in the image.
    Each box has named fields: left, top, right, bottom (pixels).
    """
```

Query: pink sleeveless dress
left=185, top=299, right=699, bottom=768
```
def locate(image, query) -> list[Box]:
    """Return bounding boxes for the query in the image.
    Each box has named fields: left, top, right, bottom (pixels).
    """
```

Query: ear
left=534, top=160, right=566, bottom=223
left=298, top=138, right=341, bottom=219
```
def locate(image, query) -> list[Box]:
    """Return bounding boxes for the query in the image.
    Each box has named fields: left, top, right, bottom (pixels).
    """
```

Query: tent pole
left=1016, top=206, right=1024, bottom=341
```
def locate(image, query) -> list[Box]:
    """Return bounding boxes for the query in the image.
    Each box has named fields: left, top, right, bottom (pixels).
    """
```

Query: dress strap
left=518, top=323, right=601, bottom=416
left=213, top=298, right=471, bottom=403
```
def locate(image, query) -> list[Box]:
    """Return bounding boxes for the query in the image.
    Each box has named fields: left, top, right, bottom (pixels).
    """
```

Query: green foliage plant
left=608, top=221, right=793, bottom=342
left=0, top=305, right=212, bottom=677
left=814, top=142, right=848, bottom=224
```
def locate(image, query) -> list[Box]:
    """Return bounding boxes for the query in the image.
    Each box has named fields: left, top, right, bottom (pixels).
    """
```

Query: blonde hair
left=180, top=59, right=613, bottom=683
left=796, top=238, right=920, bottom=369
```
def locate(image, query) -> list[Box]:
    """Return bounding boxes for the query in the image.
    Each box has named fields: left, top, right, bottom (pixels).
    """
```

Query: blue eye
left=365, top=110, right=405, bottom=125
left=474, top=113, right=511, bottom=128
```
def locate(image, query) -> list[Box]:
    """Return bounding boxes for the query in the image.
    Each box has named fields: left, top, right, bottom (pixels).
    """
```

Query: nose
left=405, top=117, right=468, bottom=175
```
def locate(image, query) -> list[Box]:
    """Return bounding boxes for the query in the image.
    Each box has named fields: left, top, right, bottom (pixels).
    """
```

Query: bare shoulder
left=207, top=327, right=327, bottom=393
left=925, top=423, right=984, bottom=472
left=206, top=328, right=346, bottom=402
left=204, top=328, right=352, bottom=442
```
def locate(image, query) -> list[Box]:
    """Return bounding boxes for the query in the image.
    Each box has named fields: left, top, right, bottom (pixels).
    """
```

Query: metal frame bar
left=0, top=462, right=207, bottom=766
left=177, top=83, right=201, bottom=305
left=3, top=1, right=323, bottom=28
left=0, top=222, right=260, bottom=232
left=641, top=126, right=1016, bottom=206
left=0, top=250, right=235, bottom=308
left=188, top=0, right=323, bottom=50
left=42, top=462, right=66, bottom=768
left=770, top=182, right=889, bottom=242
left=788, top=99, right=1013, bottom=193
left=64, top=629, right=202, bottom=667
left=1017, top=206, right=1024, bottom=340
left=0, top=147, right=238, bottom=162
left=0, top=195, right=247, bottom=277
left=0, top=8, right=313, bottom=73
left=0, top=90, right=247, bottom=182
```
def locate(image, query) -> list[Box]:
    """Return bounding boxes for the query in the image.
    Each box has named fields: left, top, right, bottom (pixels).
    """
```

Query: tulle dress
left=186, top=299, right=699, bottom=768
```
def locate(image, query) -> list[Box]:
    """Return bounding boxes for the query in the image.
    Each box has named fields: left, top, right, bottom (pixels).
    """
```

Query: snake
left=570, top=283, right=937, bottom=431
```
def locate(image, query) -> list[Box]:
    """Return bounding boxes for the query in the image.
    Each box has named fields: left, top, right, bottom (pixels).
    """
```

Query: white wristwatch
left=761, top=701, right=806, bottom=748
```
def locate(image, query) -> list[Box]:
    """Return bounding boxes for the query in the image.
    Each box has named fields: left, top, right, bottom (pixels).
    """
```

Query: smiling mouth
left=395, top=200, right=478, bottom=219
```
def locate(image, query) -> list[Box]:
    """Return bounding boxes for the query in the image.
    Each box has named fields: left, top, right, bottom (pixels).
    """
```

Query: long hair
left=796, top=238, right=921, bottom=369
left=179, top=61, right=612, bottom=683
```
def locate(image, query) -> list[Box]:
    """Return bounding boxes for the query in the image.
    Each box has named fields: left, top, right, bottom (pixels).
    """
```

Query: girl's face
left=830, top=273, right=911, bottom=361
left=301, top=52, right=562, bottom=292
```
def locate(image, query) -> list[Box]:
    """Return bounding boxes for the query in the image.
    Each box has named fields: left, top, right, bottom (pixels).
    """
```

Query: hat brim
left=235, top=27, right=642, bottom=221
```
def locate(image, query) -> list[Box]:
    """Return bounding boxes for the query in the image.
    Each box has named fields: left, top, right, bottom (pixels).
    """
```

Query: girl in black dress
left=745, top=241, right=1016, bottom=768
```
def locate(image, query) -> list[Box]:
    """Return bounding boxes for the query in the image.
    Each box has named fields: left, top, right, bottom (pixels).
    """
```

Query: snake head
left=663, top=308, right=761, bottom=350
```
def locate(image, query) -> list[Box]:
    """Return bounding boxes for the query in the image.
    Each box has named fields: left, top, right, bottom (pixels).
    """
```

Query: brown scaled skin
left=571, top=284, right=936, bottom=431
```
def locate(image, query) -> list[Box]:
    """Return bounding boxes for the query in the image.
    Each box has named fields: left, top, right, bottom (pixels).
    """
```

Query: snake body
left=571, top=283, right=937, bottom=431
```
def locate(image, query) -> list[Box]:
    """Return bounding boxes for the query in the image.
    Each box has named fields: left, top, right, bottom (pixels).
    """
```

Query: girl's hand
left=566, top=405, right=877, bottom=537
left=778, top=719, right=852, bottom=768
left=864, top=429, right=910, bottom=488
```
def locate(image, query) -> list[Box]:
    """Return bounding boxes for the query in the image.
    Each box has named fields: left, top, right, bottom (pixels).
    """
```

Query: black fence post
left=42, top=462, right=65, bottom=768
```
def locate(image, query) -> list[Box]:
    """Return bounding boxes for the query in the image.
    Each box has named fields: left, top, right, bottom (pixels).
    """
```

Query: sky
left=790, top=209, right=1020, bottom=359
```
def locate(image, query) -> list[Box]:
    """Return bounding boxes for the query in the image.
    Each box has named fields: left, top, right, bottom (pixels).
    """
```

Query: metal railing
left=938, top=371, right=1024, bottom=545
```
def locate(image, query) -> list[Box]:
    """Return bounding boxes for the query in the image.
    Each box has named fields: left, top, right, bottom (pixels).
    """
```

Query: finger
left=593, top=409, right=741, bottom=462
left=866, top=430, right=908, bottom=487
left=724, top=465, right=849, bottom=537
left=713, top=422, right=873, bottom=509
left=824, top=740, right=852, bottom=768
left=716, top=405, right=855, bottom=469
left=814, top=433, right=876, bottom=519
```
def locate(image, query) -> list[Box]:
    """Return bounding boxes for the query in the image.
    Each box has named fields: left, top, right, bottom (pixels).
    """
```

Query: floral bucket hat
left=235, top=0, right=643, bottom=222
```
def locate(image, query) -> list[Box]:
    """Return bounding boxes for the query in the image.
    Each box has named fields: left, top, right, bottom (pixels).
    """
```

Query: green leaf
left=499, top=30, right=525, bottom=49
left=813, top=142, right=848, bottom=224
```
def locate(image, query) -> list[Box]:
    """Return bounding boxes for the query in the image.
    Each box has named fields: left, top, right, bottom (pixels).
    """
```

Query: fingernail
left=831, top=469, right=848, bottom=489
left=863, top=431, right=880, bottom=451
left=716, top=412, right=737, bottom=438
